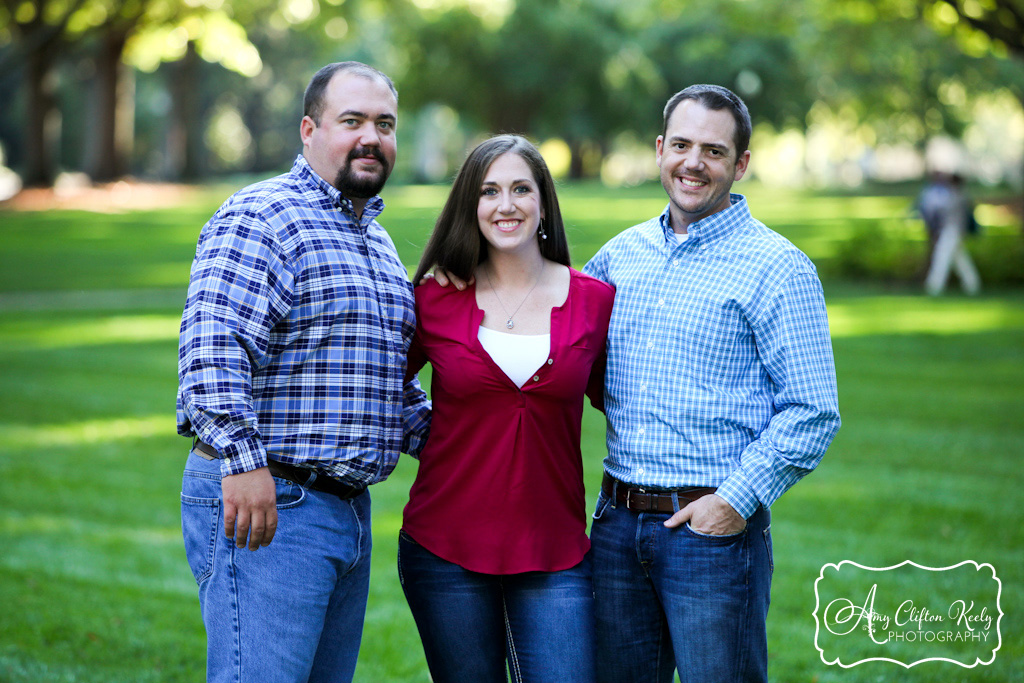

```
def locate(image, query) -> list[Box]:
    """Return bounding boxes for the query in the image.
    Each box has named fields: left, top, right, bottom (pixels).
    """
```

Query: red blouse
left=402, top=268, right=614, bottom=574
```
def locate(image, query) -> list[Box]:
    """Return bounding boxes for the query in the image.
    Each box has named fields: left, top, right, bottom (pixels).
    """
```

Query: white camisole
left=477, top=326, right=551, bottom=388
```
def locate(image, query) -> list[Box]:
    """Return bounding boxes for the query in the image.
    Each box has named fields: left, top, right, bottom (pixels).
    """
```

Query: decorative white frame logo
left=813, top=560, right=1003, bottom=668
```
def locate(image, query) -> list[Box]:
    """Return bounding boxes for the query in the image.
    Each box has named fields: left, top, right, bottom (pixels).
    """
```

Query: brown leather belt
left=602, top=472, right=716, bottom=513
left=193, top=440, right=365, bottom=500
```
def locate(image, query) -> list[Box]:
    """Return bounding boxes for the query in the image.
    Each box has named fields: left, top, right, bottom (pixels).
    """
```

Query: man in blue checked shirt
left=176, top=62, right=430, bottom=683
left=583, top=85, right=841, bottom=682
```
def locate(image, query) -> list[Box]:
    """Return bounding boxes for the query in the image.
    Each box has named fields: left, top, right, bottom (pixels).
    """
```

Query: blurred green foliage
left=1, top=0, right=1023, bottom=186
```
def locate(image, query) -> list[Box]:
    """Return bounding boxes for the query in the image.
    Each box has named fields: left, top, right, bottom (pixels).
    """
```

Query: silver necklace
left=483, top=263, right=543, bottom=330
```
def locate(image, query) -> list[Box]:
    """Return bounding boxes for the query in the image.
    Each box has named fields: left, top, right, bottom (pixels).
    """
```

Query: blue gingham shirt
left=583, top=196, right=840, bottom=518
left=177, top=155, right=430, bottom=483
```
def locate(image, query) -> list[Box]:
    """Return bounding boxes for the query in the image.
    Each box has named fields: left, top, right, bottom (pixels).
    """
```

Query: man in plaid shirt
left=177, top=62, right=429, bottom=683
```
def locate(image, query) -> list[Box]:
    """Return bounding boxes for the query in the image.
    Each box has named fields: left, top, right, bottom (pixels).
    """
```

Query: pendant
left=506, top=319, right=514, bottom=330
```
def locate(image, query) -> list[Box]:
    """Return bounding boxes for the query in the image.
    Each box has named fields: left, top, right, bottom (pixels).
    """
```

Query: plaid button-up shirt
left=177, top=155, right=430, bottom=484
left=583, top=195, right=840, bottom=518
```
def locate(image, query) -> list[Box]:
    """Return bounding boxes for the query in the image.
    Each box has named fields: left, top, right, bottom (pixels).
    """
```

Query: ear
left=300, top=116, right=316, bottom=148
left=655, top=135, right=665, bottom=168
left=733, top=149, right=751, bottom=181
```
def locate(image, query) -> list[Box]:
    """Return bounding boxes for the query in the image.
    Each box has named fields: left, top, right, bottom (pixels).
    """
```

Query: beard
left=334, top=146, right=392, bottom=199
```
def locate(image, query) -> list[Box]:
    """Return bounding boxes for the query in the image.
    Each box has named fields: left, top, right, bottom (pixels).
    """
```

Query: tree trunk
left=568, top=139, right=585, bottom=180
left=22, top=48, right=58, bottom=187
left=85, top=25, right=132, bottom=182
left=164, top=42, right=205, bottom=180
left=243, top=87, right=272, bottom=175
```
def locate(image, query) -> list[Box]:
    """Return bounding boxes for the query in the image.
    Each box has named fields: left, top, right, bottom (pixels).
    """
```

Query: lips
left=348, top=146, right=386, bottom=168
left=494, top=219, right=522, bottom=232
left=678, top=176, right=708, bottom=188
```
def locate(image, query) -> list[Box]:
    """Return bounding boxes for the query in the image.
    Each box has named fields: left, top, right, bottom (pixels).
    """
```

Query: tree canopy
left=0, top=0, right=1021, bottom=187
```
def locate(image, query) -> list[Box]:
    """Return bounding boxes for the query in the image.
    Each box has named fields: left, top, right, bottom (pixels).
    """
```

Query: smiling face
left=656, top=99, right=750, bottom=232
left=300, top=71, right=397, bottom=207
left=476, top=152, right=545, bottom=256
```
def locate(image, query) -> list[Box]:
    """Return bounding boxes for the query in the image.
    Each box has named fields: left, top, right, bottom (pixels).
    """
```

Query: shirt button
left=639, top=383, right=647, bottom=392
left=673, top=259, right=680, bottom=266
left=638, top=427, right=645, bottom=435
left=658, top=298, right=665, bottom=307
left=638, top=467, right=645, bottom=475
left=547, top=358, right=553, bottom=365
left=533, top=375, right=540, bottom=382
left=647, top=341, right=654, bottom=349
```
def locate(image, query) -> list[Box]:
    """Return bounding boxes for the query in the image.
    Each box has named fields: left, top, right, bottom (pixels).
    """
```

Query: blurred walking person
left=920, top=172, right=981, bottom=296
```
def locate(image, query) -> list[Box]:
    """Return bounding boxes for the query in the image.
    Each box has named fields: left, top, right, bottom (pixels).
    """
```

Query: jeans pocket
left=272, top=477, right=306, bottom=509
left=180, top=470, right=221, bottom=585
left=762, top=524, right=773, bottom=573
left=591, top=490, right=612, bottom=521
left=683, top=522, right=746, bottom=542
left=396, top=530, right=420, bottom=586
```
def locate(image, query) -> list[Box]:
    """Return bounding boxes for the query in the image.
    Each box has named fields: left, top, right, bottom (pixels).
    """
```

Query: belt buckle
left=626, top=487, right=646, bottom=511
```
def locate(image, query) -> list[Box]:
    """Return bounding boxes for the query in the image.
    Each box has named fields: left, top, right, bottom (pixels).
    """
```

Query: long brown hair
left=413, top=135, right=570, bottom=284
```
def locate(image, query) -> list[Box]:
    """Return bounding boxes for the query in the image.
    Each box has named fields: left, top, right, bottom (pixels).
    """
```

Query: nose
left=357, top=122, right=381, bottom=147
left=681, top=148, right=704, bottom=170
left=498, top=191, right=514, bottom=213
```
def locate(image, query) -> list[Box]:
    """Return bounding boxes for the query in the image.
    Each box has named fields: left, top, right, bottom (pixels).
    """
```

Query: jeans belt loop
left=670, top=491, right=680, bottom=513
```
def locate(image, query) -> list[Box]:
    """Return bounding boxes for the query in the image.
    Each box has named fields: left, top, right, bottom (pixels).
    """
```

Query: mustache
left=348, top=146, right=386, bottom=166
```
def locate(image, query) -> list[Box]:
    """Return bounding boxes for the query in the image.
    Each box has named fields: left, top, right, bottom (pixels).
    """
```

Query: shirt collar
left=291, top=154, right=386, bottom=222
left=659, top=193, right=749, bottom=247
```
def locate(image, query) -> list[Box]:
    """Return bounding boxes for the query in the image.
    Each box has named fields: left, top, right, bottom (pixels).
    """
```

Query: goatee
left=335, top=146, right=391, bottom=199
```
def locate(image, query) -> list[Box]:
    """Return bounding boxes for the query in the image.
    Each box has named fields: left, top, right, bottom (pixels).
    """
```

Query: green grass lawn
left=1, top=180, right=1022, bottom=682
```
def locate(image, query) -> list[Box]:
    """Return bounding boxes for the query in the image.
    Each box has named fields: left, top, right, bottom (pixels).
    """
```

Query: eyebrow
left=669, top=136, right=730, bottom=153
left=337, top=110, right=396, bottom=122
left=481, top=178, right=534, bottom=185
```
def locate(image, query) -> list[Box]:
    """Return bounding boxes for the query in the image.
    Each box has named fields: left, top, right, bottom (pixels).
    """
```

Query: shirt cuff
left=218, top=439, right=269, bottom=477
left=714, top=471, right=761, bottom=520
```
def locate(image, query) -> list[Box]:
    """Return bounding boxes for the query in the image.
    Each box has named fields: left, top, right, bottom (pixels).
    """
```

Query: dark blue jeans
left=589, top=491, right=772, bottom=683
left=398, top=531, right=597, bottom=683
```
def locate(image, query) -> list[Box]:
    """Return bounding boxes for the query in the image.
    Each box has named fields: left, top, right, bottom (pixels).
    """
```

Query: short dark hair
left=303, top=62, right=398, bottom=125
left=413, top=135, right=570, bottom=284
left=662, top=84, right=752, bottom=156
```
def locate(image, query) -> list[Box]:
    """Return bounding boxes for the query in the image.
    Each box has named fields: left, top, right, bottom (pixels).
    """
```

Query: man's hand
left=419, top=267, right=472, bottom=290
left=222, top=467, right=278, bottom=550
left=664, top=493, right=746, bottom=535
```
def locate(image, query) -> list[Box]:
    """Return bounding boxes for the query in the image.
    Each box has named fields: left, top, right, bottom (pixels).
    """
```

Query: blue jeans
left=397, top=531, right=597, bottom=683
left=589, top=491, right=772, bottom=683
left=181, top=451, right=372, bottom=683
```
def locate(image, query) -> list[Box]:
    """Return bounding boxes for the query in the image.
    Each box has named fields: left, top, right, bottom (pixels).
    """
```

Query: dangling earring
left=539, top=219, right=548, bottom=240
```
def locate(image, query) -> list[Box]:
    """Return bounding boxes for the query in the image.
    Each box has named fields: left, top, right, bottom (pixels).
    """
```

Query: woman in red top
left=399, top=135, right=614, bottom=682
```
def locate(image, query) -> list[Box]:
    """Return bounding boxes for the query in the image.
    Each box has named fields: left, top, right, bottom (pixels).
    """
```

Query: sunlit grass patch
left=0, top=415, right=170, bottom=448
left=0, top=315, right=180, bottom=350
left=827, top=295, right=1024, bottom=337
